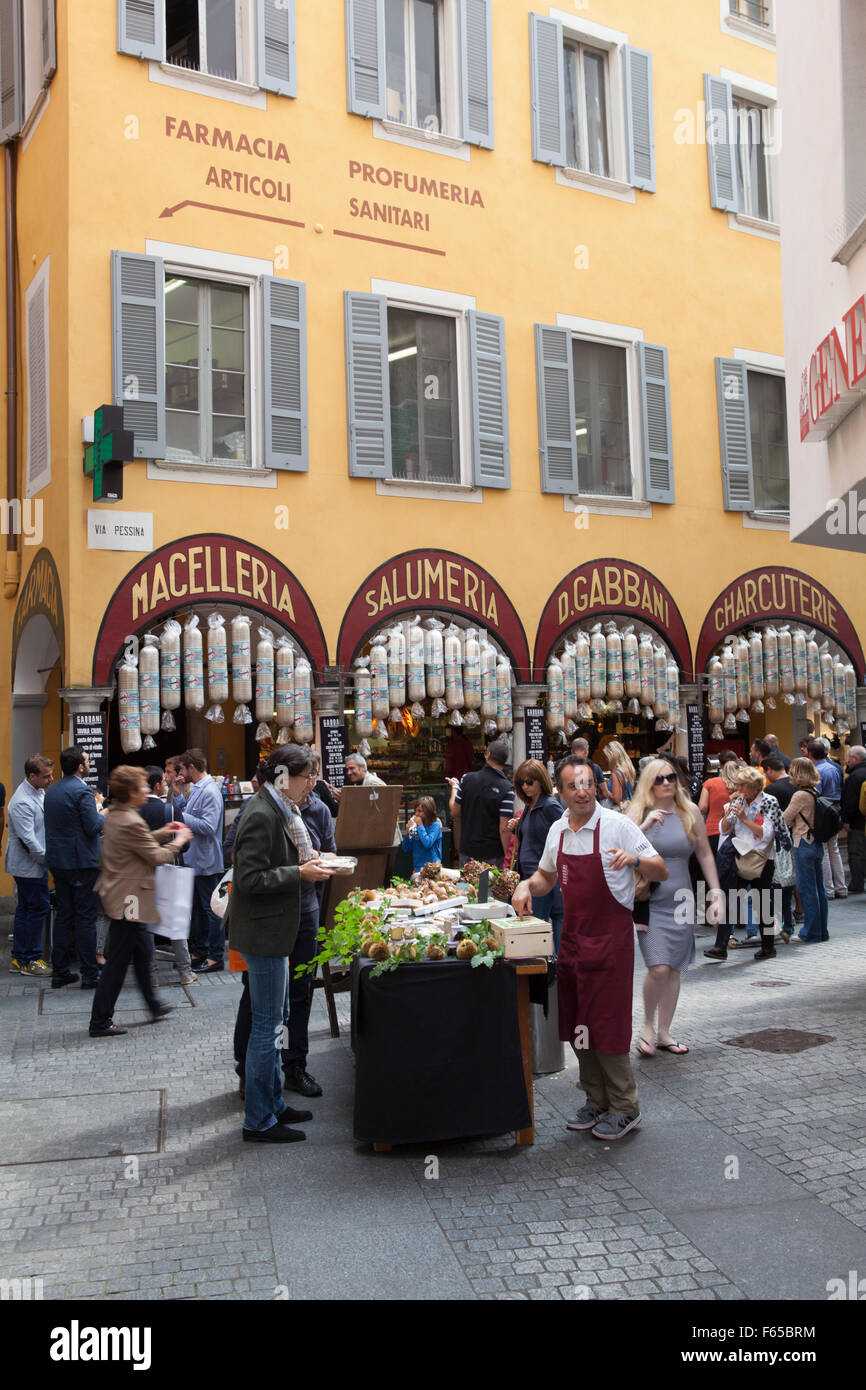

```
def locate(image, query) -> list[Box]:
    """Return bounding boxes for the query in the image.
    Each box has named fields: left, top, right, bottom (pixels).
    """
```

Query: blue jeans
left=190, top=873, right=223, bottom=964
left=13, top=874, right=50, bottom=964
left=243, top=952, right=290, bottom=1132
left=283, top=903, right=319, bottom=1069
left=531, top=886, right=564, bottom=956
left=793, top=840, right=829, bottom=942
left=51, top=866, right=100, bottom=982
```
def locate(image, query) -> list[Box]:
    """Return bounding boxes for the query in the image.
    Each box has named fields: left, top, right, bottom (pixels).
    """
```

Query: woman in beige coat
left=89, top=766, right=192, bottom=1038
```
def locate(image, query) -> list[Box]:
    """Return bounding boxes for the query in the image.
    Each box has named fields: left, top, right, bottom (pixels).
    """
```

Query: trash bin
left=530, top=977, right=565, bottom=1075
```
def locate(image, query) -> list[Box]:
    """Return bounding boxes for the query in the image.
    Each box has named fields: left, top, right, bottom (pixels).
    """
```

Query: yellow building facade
left=1, top=0, right=861, bottom=885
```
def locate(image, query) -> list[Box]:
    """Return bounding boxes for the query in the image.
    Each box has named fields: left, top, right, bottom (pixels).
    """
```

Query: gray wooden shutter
left=111, top=251, right=165, bottom=459
left=263, top=277, right=307, bottom=471
left=704, top=74, right=738, bottom=212
left=624, top=46, right=655, bottom=192
left=460, top=0, right=493, bottom=149
left=529, top=13, right=565, bottom=166
left=257, top=0, right=296, bottom=97
left=345, top=291, right=390, bottom=478
left=346, top=0, right=386, bottom=118
left=638, top=343, right=674, bottom=503
left=716, top=358, right=755, bottom=510
left=535, top=324, right=578, bottom=493
left=0, top=0, right=22, bottom=142
left=25, top=264, right=50, bottom=495
left=42, top=0, right=56, bottom=84
left=468, top=311, right=509, bottom=489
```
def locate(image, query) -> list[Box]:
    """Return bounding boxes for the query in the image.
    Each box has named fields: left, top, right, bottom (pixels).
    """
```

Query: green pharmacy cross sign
left=83, top=405, right=135, bottom=502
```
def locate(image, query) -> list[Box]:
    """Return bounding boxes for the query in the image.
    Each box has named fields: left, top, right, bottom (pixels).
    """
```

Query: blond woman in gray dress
left=627, top=760, right=722, bottom=1057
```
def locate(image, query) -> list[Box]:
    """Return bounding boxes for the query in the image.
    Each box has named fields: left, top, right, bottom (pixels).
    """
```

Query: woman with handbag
left=508, top=760, right=564, bottom=952
left=782, top=758, right=829, bottom=944
left=628, top=760, right=722, bottom=1056
left=704, top=766, right=780, bottom=962
left=89, top=766, right=193, bottom=1038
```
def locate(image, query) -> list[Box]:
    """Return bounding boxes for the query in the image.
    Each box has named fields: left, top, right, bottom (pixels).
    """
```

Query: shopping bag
left=150, top=863, right=195, bottom=940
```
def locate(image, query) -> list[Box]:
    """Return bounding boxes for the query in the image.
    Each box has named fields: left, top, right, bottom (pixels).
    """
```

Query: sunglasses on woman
left=654, top=772, right=678, bottom=785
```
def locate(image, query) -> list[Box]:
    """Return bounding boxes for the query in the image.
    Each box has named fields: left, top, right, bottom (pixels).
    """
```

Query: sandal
left=656, top=1041, right=689, bottom=1055
left=636, top=1036, right=656, bottom=1057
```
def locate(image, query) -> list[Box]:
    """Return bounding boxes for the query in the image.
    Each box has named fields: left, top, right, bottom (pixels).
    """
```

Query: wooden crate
left=490, top=917, right=554, bottom=959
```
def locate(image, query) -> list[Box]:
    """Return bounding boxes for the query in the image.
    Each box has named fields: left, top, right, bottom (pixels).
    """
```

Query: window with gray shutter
left=117, top=0, right=165, bottom=61
left=111, top=251, right=166, bottom=459
left=530, top=13, right=565, bottom=166
left=716, top=357, right=755, bottom=510
left=345, top=291, right=390, bottom=478
left=263, top=277, right=307, bottom=471
left=346, top=0, right=386, bottom=118
left=460, top=0, right=493, bottom=148
left=535, top=324, right=577, bottom=493
left=638, top=343, right=673, bottom=502
left=257, top=0, right=296, bottom=97
left=41, top=0, right=56, bottom=84
left=25, top=259, right=50, bottom=496
left=624, top=46, right=655, bottom=192
left=705, top=74, right=738, bottom=212
left=468, top=311, right=508, bottom=489
left=0, top=0, right=22, bottom=142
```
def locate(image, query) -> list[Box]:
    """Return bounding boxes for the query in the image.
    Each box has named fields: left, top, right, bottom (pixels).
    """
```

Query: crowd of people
left=3, top=723, right=860, bottom=1147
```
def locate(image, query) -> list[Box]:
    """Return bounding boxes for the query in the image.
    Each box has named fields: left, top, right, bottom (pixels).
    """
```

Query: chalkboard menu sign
left=524, top=706, right=547, bottom=764
left=320, top=715, right=350, bottom=790
left=686, top=703, right=706, bottom=779
left=72, top=711, right=108, bottom=795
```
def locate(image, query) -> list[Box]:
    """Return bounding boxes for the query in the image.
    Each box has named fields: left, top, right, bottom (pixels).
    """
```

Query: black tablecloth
left=351, top=957, right=532, bottom=1145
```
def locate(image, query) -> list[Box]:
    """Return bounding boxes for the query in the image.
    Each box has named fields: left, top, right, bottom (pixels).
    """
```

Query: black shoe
left=194, top=961, right=224, bottom=973
left=277, top=1105, right=313, bottom=1124
left=703, top=948, right=727, bottom=961
left=753, top=947, right=776, bottom=961
left=80, top=978, right=100, bottom=989
left=151, top=1004, right=174, bottom=1021
left=89, top=1023, right=128, bottom=1037
left=284, top=1065, right=323, bottom=1098
left=51, top=973, right=80, bottom=989
left=242, top=1124, right=306, bottom=1143
left=190, top=957, right=206, bottom=970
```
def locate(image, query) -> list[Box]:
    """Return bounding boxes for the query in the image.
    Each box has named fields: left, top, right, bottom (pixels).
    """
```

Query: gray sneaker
left=566, top=1104, right=605, bottom=1131
left=591, top=1112, right=642, bottom=1141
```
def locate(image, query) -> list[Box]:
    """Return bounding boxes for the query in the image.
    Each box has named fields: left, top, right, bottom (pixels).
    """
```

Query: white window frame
left=375, top=0, right=467, bottom=160
left=145, top=240, right=276, bottom=489
left=150, top=0, right=266, bottom=109
left=733, top=346, right=789, bottom=526
left=722, top=69, right=780, bottom=238
left=371, top=277, right=481, bottom=503
left=720, top=0, right=776, bottom=51
left=549, top=9, right=634, bottom=204
left=556, top=312, right=649, bottom=514
left=25, top=256, right=51, bottom=499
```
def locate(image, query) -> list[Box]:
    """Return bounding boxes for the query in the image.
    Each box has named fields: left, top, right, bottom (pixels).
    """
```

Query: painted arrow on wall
left=159, top=200, right=304, bottom=228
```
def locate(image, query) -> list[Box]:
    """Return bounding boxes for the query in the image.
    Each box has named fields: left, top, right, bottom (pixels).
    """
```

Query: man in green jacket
left=226, top=747, right=334, bottom=1144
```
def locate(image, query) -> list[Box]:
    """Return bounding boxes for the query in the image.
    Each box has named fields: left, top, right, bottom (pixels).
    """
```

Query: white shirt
left=719, top=796, right=776, bottom=858
left=538, top=806, right=659, bottom=910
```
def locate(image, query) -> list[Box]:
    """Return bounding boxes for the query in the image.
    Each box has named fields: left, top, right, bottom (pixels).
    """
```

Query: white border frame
left=144, top=239, right=276, bottom=487
left=150, top=0, right=266, bottom=109
left=374, top=0, right=470, bottom=160
left=556, top=311, right=649, bottom=512
left=549, top=6, right=631, bottom=199
left=721, top=66, right=780, bottom=237
left=720, top=0, right=776, bottom=52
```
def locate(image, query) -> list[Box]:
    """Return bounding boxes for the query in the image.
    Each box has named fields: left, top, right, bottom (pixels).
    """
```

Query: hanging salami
left=255, top=627, right=275, bottom=742
left=118, top=652, right=142, bottom=754
left=231, top=615, right=253, bottom=725
left=463, top=628, right=482, bottom=711
left=205, top=614, right=228, bottom=724
left=183, top=613, right=204, bottom=713
left=139, top=633, right=160, bottom=748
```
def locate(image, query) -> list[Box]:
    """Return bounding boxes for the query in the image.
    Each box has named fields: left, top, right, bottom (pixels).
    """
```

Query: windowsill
left=149, top=60, right=267, bottom=109
left=372, top=120, right=470, bottom=161
left=556, top=165, right=636, bottom=204
left=375, top=476, right=482, bottom=503
left=743, top=510, right=789, bottom=530
left=147, top=458, right=277, bottom=488
left=564, top=495, right=652, bottom=519
left=833, top=212, right=866, bottom=266
left=728, top=211, right=780, bottom=241
left=722, top=14, right=776, bottom=50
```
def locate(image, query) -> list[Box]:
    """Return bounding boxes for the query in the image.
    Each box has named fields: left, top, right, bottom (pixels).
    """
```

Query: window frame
left=720, top=0, right=776, bottom=49
left=563, top=37, right=613, bottom=181
left=732, top=348, right=789, bottom=523
left=733, top=96, right=774, bottom=224
left=376, top=0, right=465, bottom=154
left=149, top=0, right=268, bottom=108
left=385, top=298, right=468, bottom=486
left=720, top=68, right=780, bottom=236
left=387, top=302, right=462, bottom=486
left=164, top=273, right=253, bottom=469
left=547, top=9, right=633, bottom=200
left=555, top=313, right=645, bottom=506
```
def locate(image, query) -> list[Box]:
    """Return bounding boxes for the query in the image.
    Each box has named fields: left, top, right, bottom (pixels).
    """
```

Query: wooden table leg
left=373, top=1143, right=392, bottom=1153
left=515, top=973, right=535, bottom=1146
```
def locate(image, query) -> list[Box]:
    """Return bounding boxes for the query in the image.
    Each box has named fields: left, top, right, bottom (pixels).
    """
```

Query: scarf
left=269, top=785, right=316, bottom=862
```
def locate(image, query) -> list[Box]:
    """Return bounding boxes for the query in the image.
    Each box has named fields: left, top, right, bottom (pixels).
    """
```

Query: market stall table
left=351, top=955, right=549, bottom=1150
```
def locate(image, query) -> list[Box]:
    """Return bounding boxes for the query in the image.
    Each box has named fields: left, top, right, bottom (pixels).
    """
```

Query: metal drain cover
left=750, top=980, right=793, bottom=988
left=724, top=1028, right=835, bottom=1053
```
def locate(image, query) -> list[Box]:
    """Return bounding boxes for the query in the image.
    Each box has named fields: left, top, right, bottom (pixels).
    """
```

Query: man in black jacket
left=842, top=746, right=866, bottom=894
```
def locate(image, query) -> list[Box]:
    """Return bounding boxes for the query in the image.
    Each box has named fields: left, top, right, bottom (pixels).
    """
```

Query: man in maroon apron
left=513, top=756, right=667, bottom=1141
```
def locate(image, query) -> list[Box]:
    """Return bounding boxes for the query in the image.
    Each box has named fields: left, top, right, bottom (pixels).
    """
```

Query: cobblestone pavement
left=1, top=897, right=865, bottom=1301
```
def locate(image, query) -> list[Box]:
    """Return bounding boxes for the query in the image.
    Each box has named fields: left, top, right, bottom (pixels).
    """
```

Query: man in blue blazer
left=43, top=745, right=105, bottom=989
